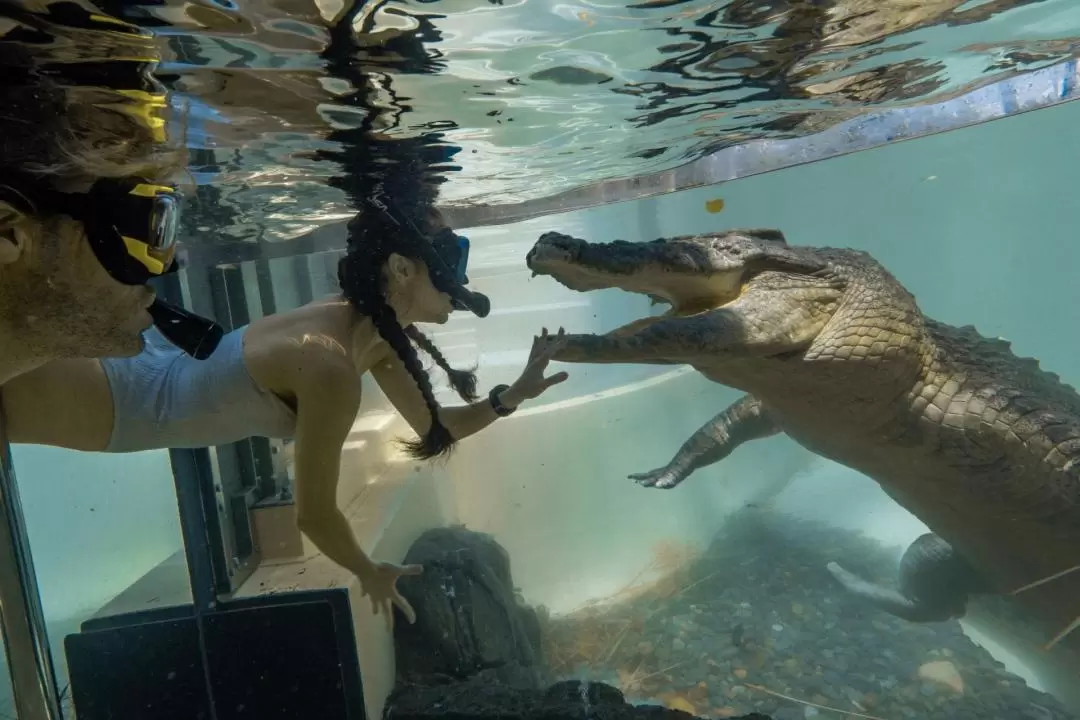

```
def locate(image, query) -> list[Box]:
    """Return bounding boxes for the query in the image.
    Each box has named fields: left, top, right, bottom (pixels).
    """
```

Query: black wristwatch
left=489, top=384, right=517, bottom=417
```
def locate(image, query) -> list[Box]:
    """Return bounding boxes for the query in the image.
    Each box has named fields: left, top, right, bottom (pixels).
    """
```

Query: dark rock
left=393, top=525, right=547, bottom=689
left=387, top=526, right=774, bottom=720
left=383, top=676, right=773, bottom=720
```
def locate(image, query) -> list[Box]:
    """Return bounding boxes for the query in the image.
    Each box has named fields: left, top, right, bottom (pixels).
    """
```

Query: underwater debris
left=539, top=510, right=1078, bottom=719
left=1009, top=562, right=1080, bottom=651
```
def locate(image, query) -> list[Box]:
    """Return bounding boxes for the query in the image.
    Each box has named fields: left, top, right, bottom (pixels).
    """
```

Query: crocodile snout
left=526, top=232, right=585, bottom=270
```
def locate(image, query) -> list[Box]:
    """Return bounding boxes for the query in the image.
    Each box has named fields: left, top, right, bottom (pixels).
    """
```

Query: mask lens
left=150, top=192, right=179, bottom=252
left=145, top=191, right=179, bottom=272
left=454, top=235, right=470, bottom=285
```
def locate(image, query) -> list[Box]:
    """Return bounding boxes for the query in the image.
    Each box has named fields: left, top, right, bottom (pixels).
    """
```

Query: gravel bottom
left=540, top=509, right=1078, bottom=720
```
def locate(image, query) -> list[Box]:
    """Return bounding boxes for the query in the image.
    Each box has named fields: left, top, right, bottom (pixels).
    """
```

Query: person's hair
left=337, top=226, right=479, bottom=460
left=333, top=143, right=478, bottom=461
left=0, top=2, right=184, bottom=187
left=405, top=325, right=478, bottom=402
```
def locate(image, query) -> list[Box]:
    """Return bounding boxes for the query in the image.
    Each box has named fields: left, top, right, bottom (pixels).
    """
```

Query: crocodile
left=525, top=228, right=1080, bottom=652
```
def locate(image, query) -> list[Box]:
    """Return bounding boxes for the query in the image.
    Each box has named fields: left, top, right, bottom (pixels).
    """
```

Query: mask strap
left=0, top=185, right=37, bottom=214
left=366, top=185, right=460, bottom=283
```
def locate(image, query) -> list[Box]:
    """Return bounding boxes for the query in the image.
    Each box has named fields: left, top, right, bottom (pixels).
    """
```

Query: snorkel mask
left=430, top=227, right=474, bottom=306
left=80, top=179, right=223, bottom=360
left=365, top=188, right=490, bottom=318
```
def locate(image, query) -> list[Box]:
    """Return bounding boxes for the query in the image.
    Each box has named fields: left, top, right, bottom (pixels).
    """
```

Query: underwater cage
left=4, top=1, right=1080, bottom=719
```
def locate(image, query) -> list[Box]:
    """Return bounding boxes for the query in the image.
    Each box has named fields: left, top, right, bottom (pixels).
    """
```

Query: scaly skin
left=526, top=229, right=1080, bottom=653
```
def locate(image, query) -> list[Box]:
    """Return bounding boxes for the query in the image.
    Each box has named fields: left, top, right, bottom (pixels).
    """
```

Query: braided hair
left=336, top=191, right=479, bottom=461
left=405, top=325, right=479, bottom=403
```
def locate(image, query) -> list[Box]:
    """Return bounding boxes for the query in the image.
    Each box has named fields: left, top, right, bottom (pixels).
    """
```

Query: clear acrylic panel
left=10, top=445, right=187, bottom=713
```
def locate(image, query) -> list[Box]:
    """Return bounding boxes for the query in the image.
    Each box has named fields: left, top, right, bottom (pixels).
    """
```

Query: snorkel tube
left=149, top=298, right=224, bottom=360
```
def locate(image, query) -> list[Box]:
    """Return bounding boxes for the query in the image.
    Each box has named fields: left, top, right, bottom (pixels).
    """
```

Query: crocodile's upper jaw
left=526, top=231, right=753, bottom=335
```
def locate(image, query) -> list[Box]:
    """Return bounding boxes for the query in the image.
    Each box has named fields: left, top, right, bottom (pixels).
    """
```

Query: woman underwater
left=1, top=181, right=570, bottom=624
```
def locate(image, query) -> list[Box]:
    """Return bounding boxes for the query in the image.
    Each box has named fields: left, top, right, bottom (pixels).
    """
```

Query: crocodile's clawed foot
left=628, top=467, right=684, bottom=489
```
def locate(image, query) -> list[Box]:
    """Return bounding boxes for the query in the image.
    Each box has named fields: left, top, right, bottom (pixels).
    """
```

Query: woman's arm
left=290, top=367, right=422, bottom=622
left=2, top=359, right=115, bottom=451
left=370, top=328, right=568, bottom=441
left=370, top=353, right=515, bottom=440
left=290, top=369, right=372, bottom=575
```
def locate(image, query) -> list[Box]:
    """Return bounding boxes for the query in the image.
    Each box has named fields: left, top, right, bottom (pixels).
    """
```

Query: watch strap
left=489, top=384, right=515, bottom=417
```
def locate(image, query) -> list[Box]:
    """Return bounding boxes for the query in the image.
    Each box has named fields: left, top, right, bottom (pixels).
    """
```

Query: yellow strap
left=122, top=236, right=170, bottom=275
left=129, top=183, right=174, bottom=198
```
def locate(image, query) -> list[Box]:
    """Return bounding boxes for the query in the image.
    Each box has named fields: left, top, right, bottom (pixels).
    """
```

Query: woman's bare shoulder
left=244, top=298, right=361, bottom=393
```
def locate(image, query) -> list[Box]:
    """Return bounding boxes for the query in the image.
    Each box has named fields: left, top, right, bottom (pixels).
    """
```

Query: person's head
left=337, top=175, right=490, bottom=461
left=371, top=204, right=484, bottom=326
left=0, top=1, right=184, bottom=364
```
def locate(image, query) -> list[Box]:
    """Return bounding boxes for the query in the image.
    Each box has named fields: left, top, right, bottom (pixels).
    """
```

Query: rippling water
left=89, top=0, right=1080, bottom=242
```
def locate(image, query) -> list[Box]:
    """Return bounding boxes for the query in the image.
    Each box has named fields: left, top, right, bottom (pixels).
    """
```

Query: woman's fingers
left=544, top=371, right=569, bottom=388
left=394, top=594, right=418, bottom=625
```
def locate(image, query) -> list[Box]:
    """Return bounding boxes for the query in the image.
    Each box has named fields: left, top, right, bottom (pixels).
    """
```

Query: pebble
left=541, top=510, right=1079, bottom=720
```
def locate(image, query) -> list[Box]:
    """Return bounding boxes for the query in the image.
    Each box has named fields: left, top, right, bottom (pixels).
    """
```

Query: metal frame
left=0, top=427, right=63, bottom=719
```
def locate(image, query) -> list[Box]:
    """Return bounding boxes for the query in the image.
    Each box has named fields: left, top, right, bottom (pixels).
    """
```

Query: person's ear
left=0, top=201, right=30, bottom=266
left=386, top=252, right=416, bottom=282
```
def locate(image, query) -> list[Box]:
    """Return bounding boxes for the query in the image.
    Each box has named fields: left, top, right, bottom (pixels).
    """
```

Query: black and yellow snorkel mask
left=78, top=177, right=181, bottom=283
left=61, top=180, right=226, bottom=359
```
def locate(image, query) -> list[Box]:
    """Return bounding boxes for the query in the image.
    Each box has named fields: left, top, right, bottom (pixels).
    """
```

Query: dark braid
left=405, top=325, right=478, bottom=402
left=338, top=247, right=458, bottom=461
left=372, top=306, right=454, bottom=460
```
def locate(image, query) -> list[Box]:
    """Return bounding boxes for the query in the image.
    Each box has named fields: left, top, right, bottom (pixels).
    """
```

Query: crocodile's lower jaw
left=606, top=315, right=663, bottom=338
left=602, top=302, right=715, bottom=338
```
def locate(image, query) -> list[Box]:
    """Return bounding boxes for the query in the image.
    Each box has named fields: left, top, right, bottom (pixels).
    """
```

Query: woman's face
left=384, top=253, right=455, bottom=325
left=0, top=198, right=156, bottom=358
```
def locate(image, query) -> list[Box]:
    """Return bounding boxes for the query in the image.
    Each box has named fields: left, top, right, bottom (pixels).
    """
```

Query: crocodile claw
left=628, top=467, right=685, bottom=489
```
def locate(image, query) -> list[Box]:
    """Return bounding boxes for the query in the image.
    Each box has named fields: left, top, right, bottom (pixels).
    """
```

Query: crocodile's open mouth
left=526, top=232, right=745, bottom=337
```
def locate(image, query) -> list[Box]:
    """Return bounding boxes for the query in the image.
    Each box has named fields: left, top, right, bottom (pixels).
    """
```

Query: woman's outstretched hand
left=357, top=561, right=423, bottom=625
left=506, top=327, right=570, bottom=404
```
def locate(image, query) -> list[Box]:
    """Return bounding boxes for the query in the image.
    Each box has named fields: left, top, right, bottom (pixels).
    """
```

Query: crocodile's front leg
left=630, top=395, right=780, bottom=489
left=553, top=283, right=830, bottom=365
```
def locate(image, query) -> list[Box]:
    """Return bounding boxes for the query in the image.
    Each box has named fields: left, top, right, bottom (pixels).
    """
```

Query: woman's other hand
left=357, top=561, right=424, bottom=624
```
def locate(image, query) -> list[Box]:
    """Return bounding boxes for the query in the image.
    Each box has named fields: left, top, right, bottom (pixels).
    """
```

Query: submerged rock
left=918, top=660, right=964, bottom=694
left=392, top=525, right=547, bottom=689
left=388, top=525, right=767, bottom=719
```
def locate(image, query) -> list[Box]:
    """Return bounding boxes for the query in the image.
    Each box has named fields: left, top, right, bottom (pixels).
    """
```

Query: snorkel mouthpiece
left=454, top=288, right=490, bottom=318
left=149, top=299, right=225, bottom=360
